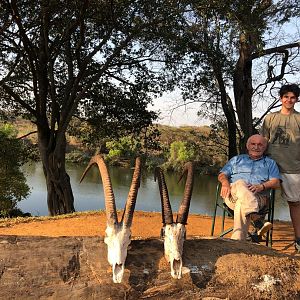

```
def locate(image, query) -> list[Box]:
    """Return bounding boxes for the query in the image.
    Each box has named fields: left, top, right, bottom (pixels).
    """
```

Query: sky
left=150, top=91, right=210, bottom=127
left=149, top=16, right=300, bottom=128
left=150, top=89, right=300, bottom=128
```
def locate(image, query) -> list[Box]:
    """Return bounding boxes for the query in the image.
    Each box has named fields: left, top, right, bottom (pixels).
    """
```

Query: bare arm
left=248, top=178, right=280, bottom=194
left=262, top=178, right=280, bottom=190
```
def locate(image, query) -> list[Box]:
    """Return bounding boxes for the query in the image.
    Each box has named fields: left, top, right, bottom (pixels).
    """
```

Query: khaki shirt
left=261, top=110, right=300, bottom=173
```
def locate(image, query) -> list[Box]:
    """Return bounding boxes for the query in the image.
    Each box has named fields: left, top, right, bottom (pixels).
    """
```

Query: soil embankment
left=0, top=212, right=299, bottom=299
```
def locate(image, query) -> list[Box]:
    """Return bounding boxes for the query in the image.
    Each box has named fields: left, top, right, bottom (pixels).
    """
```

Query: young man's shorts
left=281, top=173, right=300, bottom=202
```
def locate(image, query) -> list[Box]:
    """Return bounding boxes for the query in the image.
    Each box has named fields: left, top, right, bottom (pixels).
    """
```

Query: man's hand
left=247, top=183, right=264, bottom=194
left=218, top=172, right=231, bottom=199
left=220, top=184, right=231, bottom=199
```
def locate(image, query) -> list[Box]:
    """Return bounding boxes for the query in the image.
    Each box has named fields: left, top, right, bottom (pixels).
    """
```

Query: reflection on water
left=20, top=162, right=290, bottom=221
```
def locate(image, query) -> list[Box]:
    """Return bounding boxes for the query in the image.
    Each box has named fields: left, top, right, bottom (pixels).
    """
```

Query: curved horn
left=154, top=167, right=173, bottom=225
left=176, top=162, right=194, bottom=224
left=80, top=155, right=118, bottom=226
left=122, top=157, right=142, bottom=227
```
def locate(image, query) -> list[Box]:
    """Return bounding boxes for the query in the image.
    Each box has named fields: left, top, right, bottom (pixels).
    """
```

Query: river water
left=19, top=162, right=291, bottom=221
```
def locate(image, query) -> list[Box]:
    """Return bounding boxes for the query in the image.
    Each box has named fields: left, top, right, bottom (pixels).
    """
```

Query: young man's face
left=280, top=92, right=298, bottom=110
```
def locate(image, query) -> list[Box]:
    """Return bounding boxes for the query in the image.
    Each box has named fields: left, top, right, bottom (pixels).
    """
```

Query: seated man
left=218, top=134, right=281, bottom=241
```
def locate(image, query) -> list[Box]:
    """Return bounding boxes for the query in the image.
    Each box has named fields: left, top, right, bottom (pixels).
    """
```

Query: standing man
left=218, top=134, right=281, bottom=241
left=261, top=83, right=300, bottom=252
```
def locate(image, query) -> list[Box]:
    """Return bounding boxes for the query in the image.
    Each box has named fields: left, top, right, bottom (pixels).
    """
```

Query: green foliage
left=163, top=141, right=195, bottom=171
left=0, top=124, right=30, bottom=217
left=157, top=124, right=226, bottom=172
left=153, top=0, right=299, bottom=157
left=106, top=137, right=140, bottom=160
left=0, top=0, right=166, bottom=137
left=12, top=117, right=227, bottom=174
left=67, top=119, right=226, bottom=172
left=107, top=149, right=123, bottom=159
left=169, top=141, right=195, bottom=162
left=0, top=123, right=17, bottom=137
left=0, top=0, right=172, bottom=214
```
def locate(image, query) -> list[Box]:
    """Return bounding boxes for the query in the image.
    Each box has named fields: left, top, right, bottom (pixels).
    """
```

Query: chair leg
left=211, top=184, right=233, bottom=238
left=265, top=189, right=275, bottom=247
left=211, top=185, right=221, bottom=236
left=221, top=208, right=226, bottom=233
left=268, top=194, right=275, bottom=247
left=219, top=227, right=233, bottom=237
left=211, top=211, right=217, bottom=236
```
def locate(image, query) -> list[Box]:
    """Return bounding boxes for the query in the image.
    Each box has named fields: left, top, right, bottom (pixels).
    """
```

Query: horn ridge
left=176, top=162, right=194, bottom=224
left=80, top=154, right=118, bottom=226
left=122, top=157, right=142, bottom=227
left=154, top=167, right=173, bottom=225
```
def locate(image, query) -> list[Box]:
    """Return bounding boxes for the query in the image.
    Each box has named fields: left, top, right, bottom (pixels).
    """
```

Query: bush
left=0, top=124, right=31, bottom=217
left=169, top=141, right=195, bottom=162
left=106, top=137, right=140, bottom=159
left=161, top=141, right=196, bottom=171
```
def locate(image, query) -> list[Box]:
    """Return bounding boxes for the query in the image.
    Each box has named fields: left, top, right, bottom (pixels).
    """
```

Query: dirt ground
left=0, top=212, right=299, bottom=299
left=0, top=211, right=298, bottom=256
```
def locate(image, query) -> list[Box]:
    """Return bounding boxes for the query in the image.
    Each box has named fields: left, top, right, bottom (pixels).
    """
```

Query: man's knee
left=231, top=179, right=248, bottom=193
left=233, top=179, right=248, bottom=186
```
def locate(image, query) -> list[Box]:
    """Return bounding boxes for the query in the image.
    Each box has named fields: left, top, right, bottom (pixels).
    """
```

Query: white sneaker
left=257, top=222, right=273, bottom=237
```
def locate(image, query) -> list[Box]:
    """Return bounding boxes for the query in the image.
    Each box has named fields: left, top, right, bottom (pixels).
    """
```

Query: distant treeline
left=11, top=118, right=228, bottom=174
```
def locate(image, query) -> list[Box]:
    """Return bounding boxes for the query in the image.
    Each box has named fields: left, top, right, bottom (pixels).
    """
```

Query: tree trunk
left=233, top=33, right=254, bottom=152
left=214, top=66, right=238, bottom=159
left=37, top=126, right=75, bottom=216
left=224, top=98, right=238, bottom=159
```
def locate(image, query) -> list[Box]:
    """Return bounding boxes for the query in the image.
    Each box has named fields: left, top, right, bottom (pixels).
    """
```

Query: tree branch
left=17, top=131, right=37, bottom=140
left=9, top=0, right=38, bottom=98
left=1, top=83, right=37, bottom=118
left=251, top=41, right=300, bottom=59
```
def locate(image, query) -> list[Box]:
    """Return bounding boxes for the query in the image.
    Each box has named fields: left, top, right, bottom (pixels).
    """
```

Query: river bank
left=0, top=211, right=298, bottom=257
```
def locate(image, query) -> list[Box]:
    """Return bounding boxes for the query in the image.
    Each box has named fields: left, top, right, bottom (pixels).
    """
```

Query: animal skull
left=155, top=162, right=194, bottom=279
left=104, top=224, right=132, bottom=283
left=163, top=223, right=186, bottom=279
left=80, top=155, right=141, bottom=283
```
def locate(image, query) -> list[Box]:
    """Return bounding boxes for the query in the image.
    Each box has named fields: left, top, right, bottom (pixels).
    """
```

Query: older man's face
left=247, top=136, right=267, bottom=160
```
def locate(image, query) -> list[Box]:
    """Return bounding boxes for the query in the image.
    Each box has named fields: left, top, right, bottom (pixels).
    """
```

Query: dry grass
left=0, top=210, right=103, bottom=228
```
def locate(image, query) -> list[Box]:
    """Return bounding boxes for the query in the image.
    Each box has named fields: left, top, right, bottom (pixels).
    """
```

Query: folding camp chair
left=210, top=183, right=275, bottom=247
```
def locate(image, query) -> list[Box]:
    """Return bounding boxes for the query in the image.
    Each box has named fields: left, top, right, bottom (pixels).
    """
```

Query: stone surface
left=0, top=236, right=299, bottom=299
